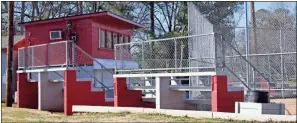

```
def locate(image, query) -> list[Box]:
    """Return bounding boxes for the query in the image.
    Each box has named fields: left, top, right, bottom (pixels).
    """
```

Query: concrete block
left=236, top=102, right=285, bottom=115
left=143, top=108, right=166, bottom=114
left=213, top=112, right=296, bottom=122
left=186, top=110, right=213, bottom=119
left=165, top=109, right=187, bottom=117
left=72, top=105, right=110, bottom=113
left=123, top=107, right=144, bottom=113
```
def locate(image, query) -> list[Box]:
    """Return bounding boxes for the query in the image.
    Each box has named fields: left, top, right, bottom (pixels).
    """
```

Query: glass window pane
left=113, top=33, right=118, bottom=48
left=119, top=34, right=123, bottom=44
left=124, top=36, right=129, bottom=43
left=124, top=36, right=130, bottom=50
left=107, top=31, right=112, bottom=49
left=99, top=29, right=105, bottom=48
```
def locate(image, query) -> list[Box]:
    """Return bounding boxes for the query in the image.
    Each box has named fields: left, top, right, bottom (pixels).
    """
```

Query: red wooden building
left=16, top=11, right=147, bottom=114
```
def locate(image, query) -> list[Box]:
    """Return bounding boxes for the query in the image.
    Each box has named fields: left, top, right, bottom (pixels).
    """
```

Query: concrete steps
left=185, top=99, right=211, bottom=105
left=169, top=86, right=211, bottom=91
left=128, top=86, right=155, bottom=90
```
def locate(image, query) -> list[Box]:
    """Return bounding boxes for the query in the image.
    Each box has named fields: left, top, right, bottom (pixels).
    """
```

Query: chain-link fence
left=114, top=2, right=296, bottom=109
left=18, top=41, right=74, bottom=69
left=188, top=1, right=296, bottom=99
left=115, top=34, right=215, bottom=74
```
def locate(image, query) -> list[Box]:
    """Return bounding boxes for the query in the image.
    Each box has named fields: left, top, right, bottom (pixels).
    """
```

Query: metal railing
left=18, top=40, right=113, bottom=90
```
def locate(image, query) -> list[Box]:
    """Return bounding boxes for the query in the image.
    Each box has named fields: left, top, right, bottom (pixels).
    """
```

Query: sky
left=236, top=2, right=296, bottom=27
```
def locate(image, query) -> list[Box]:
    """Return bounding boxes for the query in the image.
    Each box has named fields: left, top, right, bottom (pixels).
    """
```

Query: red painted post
left=211, top=75, right=244, bottom=113
left=64, top=69, right=76, bottom=115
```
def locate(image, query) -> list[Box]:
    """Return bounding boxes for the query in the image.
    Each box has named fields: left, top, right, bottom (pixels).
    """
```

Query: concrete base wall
left=38, top=72, right=64, bottom=111
left=72, top=105, right=296, bottom=122
left=235, top=102, right=285, bottom=115
left=156, top=77, right=186, bottom=110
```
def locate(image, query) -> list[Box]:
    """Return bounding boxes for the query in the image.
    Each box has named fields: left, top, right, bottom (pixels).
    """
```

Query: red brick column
left=17, top=73, right=38, bottom=109
left=211, top=75, right=244, bottom=113
left=114, top=77, right=155, bottom=108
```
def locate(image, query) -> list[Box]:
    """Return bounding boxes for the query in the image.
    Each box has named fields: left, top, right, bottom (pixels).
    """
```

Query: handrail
left=74, top=45, right=114, bottom=74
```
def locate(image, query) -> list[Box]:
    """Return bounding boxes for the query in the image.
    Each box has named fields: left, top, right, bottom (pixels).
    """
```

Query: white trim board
left=17, top=67, right=71, bottom=73
left=114, top=72, right=225, bottom=78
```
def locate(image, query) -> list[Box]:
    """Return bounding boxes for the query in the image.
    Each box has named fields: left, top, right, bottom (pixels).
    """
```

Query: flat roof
left=19, top=11, right=144, bottom=28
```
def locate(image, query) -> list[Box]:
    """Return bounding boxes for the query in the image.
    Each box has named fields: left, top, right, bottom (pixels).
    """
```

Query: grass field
left=1, top=103, right=294, bottom=123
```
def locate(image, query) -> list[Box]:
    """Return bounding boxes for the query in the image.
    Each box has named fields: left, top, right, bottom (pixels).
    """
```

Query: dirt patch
left=271, top=98, right=296, bottom=115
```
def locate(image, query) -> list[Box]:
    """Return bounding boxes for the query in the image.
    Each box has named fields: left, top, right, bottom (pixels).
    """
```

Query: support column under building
left=155, top=77, right=186, bottom=110
left=38, top=72, right=64, bottom=111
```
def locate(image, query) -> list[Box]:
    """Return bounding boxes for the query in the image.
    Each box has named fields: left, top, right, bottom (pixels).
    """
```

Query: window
left=113, top=33, right=118, bottom=49
left=119, top=35, right=123, bottom=44
left=99, top=29, right=105, bottom=48
left=124, top=36, right=129, bottom=43
left=124, top=35, right=130, bottom=50
left=106, top=31, right=112, bottom=49
left=50, top=31, right=62, bottom=40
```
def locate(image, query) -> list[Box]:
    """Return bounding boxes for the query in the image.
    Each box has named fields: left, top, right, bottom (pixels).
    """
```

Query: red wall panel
left=17, top=73, right=38, bottom=109
left=64, top=70, right=113, bottom=115
left=113, top=77, right=155, bottom=108
left=211, top=75, right=244, bottom=113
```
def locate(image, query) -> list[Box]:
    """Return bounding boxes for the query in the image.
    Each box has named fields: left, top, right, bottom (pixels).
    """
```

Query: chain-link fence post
left=174, top=39, right=177, bottom=72
left=279, top=29, right=284, bottom=98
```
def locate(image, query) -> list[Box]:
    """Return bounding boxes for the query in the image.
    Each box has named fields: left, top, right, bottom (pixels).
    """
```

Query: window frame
left=98, top=27, right=131, bottom=50
left=106, top=30, right=113, bottom=49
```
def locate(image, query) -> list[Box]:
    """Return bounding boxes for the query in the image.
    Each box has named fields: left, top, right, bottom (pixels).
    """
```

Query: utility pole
left=250, top=2, right=258, bottom=90
left=6, top=1, right=14, bottom=107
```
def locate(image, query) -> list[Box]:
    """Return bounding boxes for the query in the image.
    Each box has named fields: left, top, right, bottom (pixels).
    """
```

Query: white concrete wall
left=2, top=74, right=6, bottom=102
left=72, top=105, right=296, bottom=122
left=93, top=69, right=114, bottom=98
left=1, top=53, right=6, bottom=76
left=236, top=102, right=285, bottom=115
left=156, top=77, right=186, bottom=110
left=2, top=53, right=6, bottom=102
left=38, top=72, right=64, bottom=111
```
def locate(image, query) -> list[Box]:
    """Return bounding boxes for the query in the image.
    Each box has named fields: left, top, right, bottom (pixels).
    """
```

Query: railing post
left=174, top=39, right=177, bottom=72
left=114, top=44, right=117, bottom=73
left=142, top=41, right=144, bottom=70
left=279, top=29, right=284, bottom=98
left=31, top=47, right=34, bottom=67
left=47, top=43, right=49, bottom=66
left=72, top=41, right=75, bottom=67
left=66, top=40, right=69, bottom=69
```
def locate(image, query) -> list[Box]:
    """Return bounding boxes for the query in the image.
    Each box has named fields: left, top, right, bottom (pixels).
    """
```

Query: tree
left=149, top=2, right=155, bottom=38
left=20, top=2, right=25, bottom=34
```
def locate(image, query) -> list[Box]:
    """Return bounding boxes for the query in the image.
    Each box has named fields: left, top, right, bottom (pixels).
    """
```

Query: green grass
left=1, top=103, right=294, bottom=123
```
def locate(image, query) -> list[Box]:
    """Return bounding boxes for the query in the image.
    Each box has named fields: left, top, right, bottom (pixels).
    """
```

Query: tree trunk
left=20, top=2, right=25, bottom=34
left=31, top=1, right=35, bottom=21
left=150, top=2, right=155, bottom=38
left=35, top=2, right=40, bottom=20
left=79, top=1, right=83, bottom=14
left=93, top=2, right=97, bottom=13
left=6, top=1, right=14, bottom=107
left=76, top=1, right=80, bottom=15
